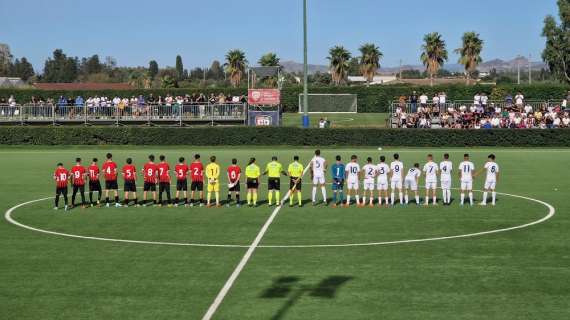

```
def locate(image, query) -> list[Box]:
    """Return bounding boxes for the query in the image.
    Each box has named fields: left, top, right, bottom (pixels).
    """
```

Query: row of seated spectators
left=394, top=102, right=570, bottom=129
left=0, top=93, right=248, bottom=108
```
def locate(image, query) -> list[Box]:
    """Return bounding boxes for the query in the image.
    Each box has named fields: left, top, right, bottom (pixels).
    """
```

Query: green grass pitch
left=1, top=146, right=569, bottom=320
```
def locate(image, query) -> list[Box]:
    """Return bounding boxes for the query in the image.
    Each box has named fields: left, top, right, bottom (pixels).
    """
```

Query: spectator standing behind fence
left=409, top=91, right=418, bottom=113
left=515, top=92, right=525, bottom=109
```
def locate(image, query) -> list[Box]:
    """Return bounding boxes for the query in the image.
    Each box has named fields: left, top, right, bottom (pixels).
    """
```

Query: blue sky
left=0, top=0, right=559, bottom=71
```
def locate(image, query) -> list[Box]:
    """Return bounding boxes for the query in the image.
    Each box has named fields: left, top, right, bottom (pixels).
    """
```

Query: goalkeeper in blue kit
left=331, top=155, right=345, bottom=208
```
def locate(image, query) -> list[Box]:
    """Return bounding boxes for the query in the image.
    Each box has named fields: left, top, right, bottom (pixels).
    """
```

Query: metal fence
left=0, top=103, right=248, bottom=125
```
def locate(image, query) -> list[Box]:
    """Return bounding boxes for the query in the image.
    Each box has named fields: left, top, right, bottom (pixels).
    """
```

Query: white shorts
left=363, top=180, right=375, bottom=191
left=441, top=179, right=452, bottom=190
left=425, top=181, right=437, bottom=190
left=461, top=181, right=473, bottom=190
left=312, top=175, right=325, bottom=185
left=391, top=180, right=402, bottom=190
left=377, top=181, right=389, bottom=191
left=485, top=180, right=496, bottom=190
left=404, top=179, right=418, bottom=191
left=347, top=178, right=359, bottom=190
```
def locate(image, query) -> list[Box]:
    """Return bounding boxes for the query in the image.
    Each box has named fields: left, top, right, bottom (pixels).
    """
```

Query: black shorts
left=159, top=182, right=170, bottom=192
left=89, top=180, right=101, bottom=192
left=191, top=181, right=204, bottom=191
left=72, top=185, right=85, bottom=193
left=176, top=180, right=188, bottom=191
left=229, top=182, right=240, bottom=192
left=56, top=186, right=68, bottom=195
left=124, top=180, right=137, bottom=192
left=144, top=181, right=156, bottom=192
left=290, top=177, right=302, bottom=191
left=105, top=180, right=118, bottom=190
left=268, top=178, right=281, bottom=191
left=246, top=178, right=259, bottom=189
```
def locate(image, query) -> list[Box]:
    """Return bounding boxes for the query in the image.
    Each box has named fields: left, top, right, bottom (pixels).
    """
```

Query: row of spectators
left=0, top=93, right=248, bottom=108
left=399, top=91, right=570, bottom=112
left=395, top=105, right=569, bottom=129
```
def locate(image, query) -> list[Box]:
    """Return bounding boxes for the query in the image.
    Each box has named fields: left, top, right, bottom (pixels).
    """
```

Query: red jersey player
left=101, top=153, right=120, bottom=207
left=157, top=155, right=172, bottom=206
left=189, top=154, right=204, bottom=207
left=142, top=154, right=158, bottom=206
left=88, top=158, right=102, bottom=206
left=174, top=157, right=189, bottom=206
left=121, top=158, right=138, bottom=206
left=70, top=157, right=87, bottom=208
left=227, top=158, right=242, bottom=207
left=53, top=163, right=70, bottom=211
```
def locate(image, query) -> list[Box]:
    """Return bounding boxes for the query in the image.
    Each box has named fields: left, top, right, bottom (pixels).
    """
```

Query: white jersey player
left=376, top=156, right=391, bottom=206
left=404, top=164, right=421, bottom=205
left=344, top=155, right=361, bottom=207
left=310, top=150, right=327, bottom=205
left=478, top=154, right=500, bottom=206
left=389, top=154, right=404, bottom=205
left=439, top=154, right=453, bottom=205
left=458, top=154, right=475, bottom=206
left=423, top=154, right=439, bottom=205
left=362, top=157, right=377, bottom=207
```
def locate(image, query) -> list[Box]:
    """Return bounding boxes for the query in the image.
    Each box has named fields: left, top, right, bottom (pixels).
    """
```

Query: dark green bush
left=1, top=126, right=569, bottom=147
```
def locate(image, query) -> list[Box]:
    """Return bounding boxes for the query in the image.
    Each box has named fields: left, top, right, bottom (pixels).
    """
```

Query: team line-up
left=52, top=150, right=500, bottom=211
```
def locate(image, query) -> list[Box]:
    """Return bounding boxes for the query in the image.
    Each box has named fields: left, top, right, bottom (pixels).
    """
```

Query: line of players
left=330, top=152, right=500, bottom=208
left=52, top=151, right=500, bottom=210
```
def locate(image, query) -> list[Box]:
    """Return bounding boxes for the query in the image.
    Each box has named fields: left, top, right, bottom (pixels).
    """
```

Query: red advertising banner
left=248, top=89, right=280, bottom=105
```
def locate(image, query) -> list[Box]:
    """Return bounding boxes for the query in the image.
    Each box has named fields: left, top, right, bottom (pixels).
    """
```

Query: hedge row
left=1, top=126, right=569, bottom=147
left=1, top=84, right=568, bottom=113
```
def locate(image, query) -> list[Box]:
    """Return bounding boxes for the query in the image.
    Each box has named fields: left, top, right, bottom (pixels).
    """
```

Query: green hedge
left=1, top=84, right=568, bottom=113
left=1, top=126, right=569, bottom=147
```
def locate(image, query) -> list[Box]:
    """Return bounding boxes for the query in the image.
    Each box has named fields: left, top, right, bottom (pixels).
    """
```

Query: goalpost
left=298, top=94, right=358, bottom=114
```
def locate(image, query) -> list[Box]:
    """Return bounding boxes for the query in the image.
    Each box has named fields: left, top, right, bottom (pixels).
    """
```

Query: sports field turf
left=1, top=146, right=569, bottom=320
left=282, top=113, right=389, bottom=128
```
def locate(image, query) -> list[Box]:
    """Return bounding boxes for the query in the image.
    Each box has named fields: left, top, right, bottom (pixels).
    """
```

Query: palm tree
left=359, top=43, right=383, bottom=85
left=420, top=32, right=448, bottom=86
left=258, top=53, right=280, bottom=87
left=224, top=49, right=248, bottom=87
left=455, top=32, right=484, bottom=84
left=327, top=46, right=352, bottom=85
left=258, top=52, right=280, bottom=67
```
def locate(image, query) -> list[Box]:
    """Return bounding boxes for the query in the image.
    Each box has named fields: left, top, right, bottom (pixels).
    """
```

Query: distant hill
left=280, top=60, right=329, bottom=74
left=281, top=57, right=546, bottom=75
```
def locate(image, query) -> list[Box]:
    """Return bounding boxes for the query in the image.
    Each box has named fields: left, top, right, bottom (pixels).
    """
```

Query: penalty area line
left=201, top=161, right=311, bottom=320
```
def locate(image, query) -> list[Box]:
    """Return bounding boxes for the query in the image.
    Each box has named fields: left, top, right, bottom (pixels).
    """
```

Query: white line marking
left=200, top=162, right=312, bottom=320
left=4, top=191, right=556, bottom=249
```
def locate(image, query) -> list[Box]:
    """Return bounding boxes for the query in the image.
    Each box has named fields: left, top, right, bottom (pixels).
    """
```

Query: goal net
left=298, top=94, right=358, bottom=113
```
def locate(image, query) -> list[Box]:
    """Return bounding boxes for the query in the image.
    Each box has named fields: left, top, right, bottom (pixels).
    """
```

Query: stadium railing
left=0, top=103, right=248, bottom=125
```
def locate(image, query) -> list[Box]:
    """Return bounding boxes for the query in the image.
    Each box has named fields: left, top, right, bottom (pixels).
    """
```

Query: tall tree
left=327, top=45, right=352, bottom=85
left=207, top=60, right=224, bottom=80
left=258, top=52, right=280, bottom=67
left=347, top=57, right=360, bottom=76
left=0, top=43, right=13, bottom=76
left=420, top=32, right=448, bottom=86
left=12, top=57, right=35, bottom=81
left=80, top=54, right=103, bottom=76
left=224, top=49, right=248, bottom=87
left=175, top=55, right=184, bottom=80
left=455, top=32, right=484, bottom=84
left=148, top=60, right=159, bottom=79
left=42, top=49, right=79, bottom=82
left=359, top=43, right=383, bottom=85
left=542, top=0, right=570, bottom=83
